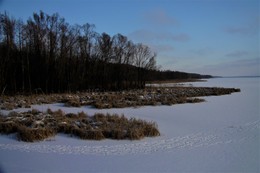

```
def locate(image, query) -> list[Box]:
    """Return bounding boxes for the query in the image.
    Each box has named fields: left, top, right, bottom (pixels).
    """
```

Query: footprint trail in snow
left=0, top=120, right=259, bottom=156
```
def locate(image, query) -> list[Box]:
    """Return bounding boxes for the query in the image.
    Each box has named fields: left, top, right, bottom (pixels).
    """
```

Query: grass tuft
left=17, top=126, right=56, bottom=142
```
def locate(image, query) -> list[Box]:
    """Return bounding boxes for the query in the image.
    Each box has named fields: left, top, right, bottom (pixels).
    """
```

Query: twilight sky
left=0, top=0, right=259, bottom=76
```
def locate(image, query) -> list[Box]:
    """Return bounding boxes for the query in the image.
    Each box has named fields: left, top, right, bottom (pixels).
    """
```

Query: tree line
left=0, top=11, right=210, bottom=95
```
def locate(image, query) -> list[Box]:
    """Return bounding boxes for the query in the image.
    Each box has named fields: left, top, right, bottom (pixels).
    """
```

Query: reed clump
left=0, top=110, right=160, bottom=142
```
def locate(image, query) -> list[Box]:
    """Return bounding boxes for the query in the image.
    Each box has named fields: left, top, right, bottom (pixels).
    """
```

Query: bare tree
left=133, top=43, right=157, bottom=87
left=0, top=12, right=16, bottom=92
left=0, top=12, right=16, bottom=48
left=97, top=32, right=113, bottom=62
left=112, top=33, right=128, bottom=64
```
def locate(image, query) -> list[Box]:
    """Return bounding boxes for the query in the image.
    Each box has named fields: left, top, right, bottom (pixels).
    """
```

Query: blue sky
left=0, top=0, right=259, bottom=76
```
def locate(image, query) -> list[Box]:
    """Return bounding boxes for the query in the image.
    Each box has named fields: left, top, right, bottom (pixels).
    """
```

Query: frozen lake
left=0, top=77, right=259, bottom=173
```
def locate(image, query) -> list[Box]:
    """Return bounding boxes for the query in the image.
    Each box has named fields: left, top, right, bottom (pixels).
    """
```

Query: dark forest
left=0, top=11, right=211, bottom=94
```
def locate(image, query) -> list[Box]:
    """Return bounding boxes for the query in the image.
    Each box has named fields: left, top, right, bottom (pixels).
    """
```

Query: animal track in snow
left=0, top=120, right=259, bottom=156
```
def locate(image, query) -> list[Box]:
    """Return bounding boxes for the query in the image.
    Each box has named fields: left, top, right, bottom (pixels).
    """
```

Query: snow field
left=0, top=77, right=259, bottom=172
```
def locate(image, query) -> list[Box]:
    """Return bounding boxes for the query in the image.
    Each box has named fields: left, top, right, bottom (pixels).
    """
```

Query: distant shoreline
left=213, top=76, right=260, bottom=78
left=146, top=79, right=207, bottom=84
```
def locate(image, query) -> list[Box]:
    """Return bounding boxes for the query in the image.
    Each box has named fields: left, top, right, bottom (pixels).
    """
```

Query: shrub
left=47, top=108, right=53, bottom=114
left=187, top=98, right=204, bottom=103
left=93, top=113, right=107, bottom=122
left=143, top=123, right=160, bottom=137
left=58, top=123, right=74, bottom=134
left=0, top=122, right=18, bottom=134
left=110, top=129, right=127, bottom=139
left=127, top=128, right=144, bottom=140
left=31, top=109, right=40, bottom=115
left=52, top=109, right=64, bottom=117
left=69, top=100, right=81, bottom=107
left=20, top=114, right=34, bottom=126
left=74, top=129, right=105, bottom=140
left=3, top=103, right=15, bottom=110
left=78, top=111, right=87, bottom=118
left=17, top=126, right=56, bottom=142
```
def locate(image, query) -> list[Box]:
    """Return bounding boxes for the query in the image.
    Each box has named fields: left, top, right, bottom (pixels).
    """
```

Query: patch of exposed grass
left=17, top=126, right=56, bottom=142
left=0, top=110, right=160, bottom=142
left=0, top=87, right=240, bottom=110
left=0, top=121, right=18, bottom=134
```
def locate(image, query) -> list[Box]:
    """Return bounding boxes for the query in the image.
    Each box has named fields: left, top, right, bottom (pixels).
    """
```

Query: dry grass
left=0, top=121, right=18, bottom=134
left=0, top=87, right=240, bottom=110
left=17, top=126, right=56, bottom=142
left=0, top=109, right=160, bottom=142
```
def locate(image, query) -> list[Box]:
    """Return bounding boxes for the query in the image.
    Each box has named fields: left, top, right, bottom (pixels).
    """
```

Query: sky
left=0, top=0, right=259, bottom=76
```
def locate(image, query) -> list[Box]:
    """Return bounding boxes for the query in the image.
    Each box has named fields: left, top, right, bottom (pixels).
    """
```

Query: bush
left=57, top=123, right=69, bottom=133
left=17, top=126, right=56, bottom=142
left=110, top=129, right=127, bottom=139
left=68, top=99, right=81, bottom=107
left=78, top=111, right=88, bottom=118
left=0, top=122, right=18, bottom=134
left=143, top=123, right=160, bottom=137
left=127, top=128, right=144, bottom=140
left=74, top=129, right=105, bottom=140
left=93, top=113, right=107, bottom=122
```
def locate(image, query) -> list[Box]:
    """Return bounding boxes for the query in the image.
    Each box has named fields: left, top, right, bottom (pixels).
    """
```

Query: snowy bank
left=0, top=77, right=259, bottom=173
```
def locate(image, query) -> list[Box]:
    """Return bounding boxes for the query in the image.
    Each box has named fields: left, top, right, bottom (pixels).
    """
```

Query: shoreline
left=146, top=79, right=207, bottom=84
left=0, top=86, right=240, bottom=111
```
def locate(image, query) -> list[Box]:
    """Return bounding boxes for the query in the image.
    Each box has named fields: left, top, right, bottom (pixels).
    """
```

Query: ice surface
left=0, top=77, right=259, bottom=173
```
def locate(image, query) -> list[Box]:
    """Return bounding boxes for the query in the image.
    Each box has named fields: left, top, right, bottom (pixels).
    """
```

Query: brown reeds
left=0, top=87, right=240, bottom=110
left=0, top=109, right=160, bottom=142
left=17, top=126, right=56, bottom=142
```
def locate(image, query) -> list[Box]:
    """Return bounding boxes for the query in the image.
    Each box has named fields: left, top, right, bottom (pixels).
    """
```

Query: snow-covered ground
left=0, top=77, right=259, bottom=173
